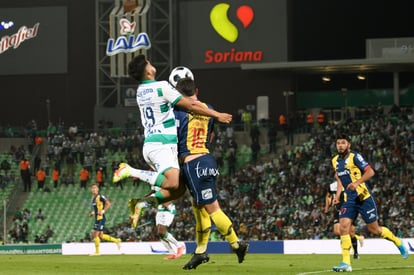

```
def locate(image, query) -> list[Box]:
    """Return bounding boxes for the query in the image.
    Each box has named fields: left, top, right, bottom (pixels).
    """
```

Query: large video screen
left=178, top=0, right=288, bottom=69
left=0, top=6, right=67, bottom=75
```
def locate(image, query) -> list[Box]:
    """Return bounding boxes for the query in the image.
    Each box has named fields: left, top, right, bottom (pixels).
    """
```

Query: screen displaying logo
left=178, top=0, right=288, bottom=69
left=210, top=3, right=254, bottom=43
left=0, top=7, right=68, bottom=75
left=0, top=22, right=39, bottom=54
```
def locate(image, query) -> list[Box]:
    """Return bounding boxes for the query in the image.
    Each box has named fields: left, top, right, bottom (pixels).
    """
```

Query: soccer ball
left=168, top=66, right=194, bottom=87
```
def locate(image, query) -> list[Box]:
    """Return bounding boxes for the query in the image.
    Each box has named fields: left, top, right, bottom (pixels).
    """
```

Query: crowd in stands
left=2, top=105, right=414, bottom=244
left=115, top=105, right=414, bottom=242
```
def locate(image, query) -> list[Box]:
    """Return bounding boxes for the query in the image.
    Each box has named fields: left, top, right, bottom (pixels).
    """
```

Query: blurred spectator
left=35, top=208, right=45, bottom=221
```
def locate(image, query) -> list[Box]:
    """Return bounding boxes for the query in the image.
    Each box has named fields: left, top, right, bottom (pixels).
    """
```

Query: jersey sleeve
left=162, top=81, right=183, bottom=106
left=353, top=151, right=369, bottom=170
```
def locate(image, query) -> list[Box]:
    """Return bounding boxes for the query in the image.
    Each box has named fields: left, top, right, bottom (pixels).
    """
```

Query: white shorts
left=155, top=210, right=175, bottom=226
left=143, top=143, right=179, bottom=173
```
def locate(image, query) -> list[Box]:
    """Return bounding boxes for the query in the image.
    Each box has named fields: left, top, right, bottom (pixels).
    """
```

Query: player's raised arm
left=176, top=96, right=232, bottom=124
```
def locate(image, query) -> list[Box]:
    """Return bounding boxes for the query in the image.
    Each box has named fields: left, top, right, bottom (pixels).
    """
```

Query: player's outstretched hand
left=217, top=113, right=232, bottom=124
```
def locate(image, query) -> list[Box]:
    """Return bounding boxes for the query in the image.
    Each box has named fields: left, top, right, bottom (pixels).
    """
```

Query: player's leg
left=129, top=176, right=186, bottom=228
left=101, top=233, right=121, bottom=250
left=193, top=205, right=211, bottom=254
left=90, top=220, right=105, bottom=256
left=205, top=200, right=248, bottom=263
left=332, top=217, right=353, bottom=271
left=127, top=144, right=183, bottom=227
left=350, top=227, right=359, bottom=259
left=91, top=230, right=100, bottom=255
left=183, top=205, right=211, bottom=270
left=113, top=143, right=180, bottom=191
left=99, top=220, right=121, bottom=250
left=362, top=197, right=408, bottom=259
left=184, top=154, right=248, bottom=264
left=156, top=205, right=182, bottom=260
left=366, top=221, right=408, bottom=258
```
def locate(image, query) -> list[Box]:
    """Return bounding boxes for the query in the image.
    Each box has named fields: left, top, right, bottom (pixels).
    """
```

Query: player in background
left=88, top=183, right=121, bottom=256
left=324, top=180, right=364, bottom=259
left=174, top=77, right=248, bottom=269
left=331, top=134, right=408, bottom=272
left=156, top=202, right=184, bottom=260
left=113, top=54, right=232, bottom=228
left=129, top=185, right=184, bottom=260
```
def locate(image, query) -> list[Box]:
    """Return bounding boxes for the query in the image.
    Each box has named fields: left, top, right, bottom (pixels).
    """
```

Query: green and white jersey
left=136, top=80, right=183, bottom=144
left=157, top=203, right=177, bottom=215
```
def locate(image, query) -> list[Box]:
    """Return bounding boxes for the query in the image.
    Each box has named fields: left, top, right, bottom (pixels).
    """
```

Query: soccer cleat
left=131, top=202, right=145, bottom=229
left=128, top=198, right=139, bottom=216
left=89, top=253, right=100, bottom=256
left=234, top=241, right=249, bottom=263
left=332, top=262, right=352, bottom=272
left=115, top=238, right=121, bottom=250
left=182, top=252, right=210, bottom=270
left=130, top=196, right=157, bottom=229
left=353, top=253, right=360, bottom=259
left=398, top=243, right=409, bottom=259
left=113, top=163, right=131, bottom=183
left=358, top=235, right=364, bottom=247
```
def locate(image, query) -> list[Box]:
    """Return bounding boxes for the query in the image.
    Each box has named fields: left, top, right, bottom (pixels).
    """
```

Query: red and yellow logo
left=205, top=3, right=261, bottom=64
left=210, top=3, right=254, bottom=43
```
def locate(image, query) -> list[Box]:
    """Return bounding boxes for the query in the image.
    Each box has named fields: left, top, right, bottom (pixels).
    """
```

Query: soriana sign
left=178, top=0, right=288, bottom=69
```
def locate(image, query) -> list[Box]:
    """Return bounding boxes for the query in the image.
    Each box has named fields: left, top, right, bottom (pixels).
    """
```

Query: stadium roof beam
left=241, top=57, right=414, bottom=107
left=240, top=57, right=414, bottom=74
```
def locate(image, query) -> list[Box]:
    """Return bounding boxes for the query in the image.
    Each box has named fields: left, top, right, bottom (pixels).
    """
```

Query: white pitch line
left=296, top=265, right=414, bottom=275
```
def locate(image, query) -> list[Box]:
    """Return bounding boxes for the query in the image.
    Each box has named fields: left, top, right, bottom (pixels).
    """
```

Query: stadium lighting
left=322, top=75, right=331, bottom=83
left=357, top=74, right=366, bottom=80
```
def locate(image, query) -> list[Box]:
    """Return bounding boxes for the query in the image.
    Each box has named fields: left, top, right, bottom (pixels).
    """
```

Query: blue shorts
left=182, top=154, right=218, bottom=205
left=339, top=195, right=378, bottom=224
left=93, top=218, right=106, bottom=232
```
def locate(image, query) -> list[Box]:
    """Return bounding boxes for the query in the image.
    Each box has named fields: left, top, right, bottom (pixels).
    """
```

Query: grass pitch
left=0, top=254, right=412, bottom=274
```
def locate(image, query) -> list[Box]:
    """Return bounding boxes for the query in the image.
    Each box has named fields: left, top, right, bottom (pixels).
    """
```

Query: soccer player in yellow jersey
left=331, top=134, right=408, bottom=272
left=324, top=180, right=364, bottom=259
left=88, top=183, right=121, bottom=256
left=174, top=77, right=248, bottom=269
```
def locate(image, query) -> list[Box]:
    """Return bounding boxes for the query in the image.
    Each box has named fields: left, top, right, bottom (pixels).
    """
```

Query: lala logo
left=106, top=18, right=151, bottom=56
left=210, top=3, right=254, bottom=43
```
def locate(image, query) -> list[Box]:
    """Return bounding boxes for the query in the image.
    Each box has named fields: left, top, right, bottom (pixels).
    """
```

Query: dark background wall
left=0, top=0, right=95, bottom=128
left=0, top=0, right=413, bottom=129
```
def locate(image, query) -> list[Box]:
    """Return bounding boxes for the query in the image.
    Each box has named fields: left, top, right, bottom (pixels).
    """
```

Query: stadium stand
left=2, top=107, right=414, bottom=244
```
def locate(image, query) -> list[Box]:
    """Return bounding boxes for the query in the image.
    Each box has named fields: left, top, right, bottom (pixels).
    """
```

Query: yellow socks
left=380, top=226, right=402, bottom=246
left=93, top=237, right=100, bottom=254
left=209, top=209, right=239, bottom=249
left=193, top=206, right=211, bottom=254
left=102, top=234, right=118, bottom=243
left=340, top=234, right=352, bottom=265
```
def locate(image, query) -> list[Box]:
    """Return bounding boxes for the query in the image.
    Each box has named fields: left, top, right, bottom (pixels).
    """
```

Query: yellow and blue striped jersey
left=91, top=194, right=106, bottom=221
left=331, top=150, right=372, bottom=201
left=174, top=101, right=214, bottom=159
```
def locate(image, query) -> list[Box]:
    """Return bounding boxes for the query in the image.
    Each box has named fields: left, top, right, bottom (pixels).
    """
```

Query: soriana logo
left=210, top=3, right=254, bottom=43
left=205, top=3, right=262, bottom=64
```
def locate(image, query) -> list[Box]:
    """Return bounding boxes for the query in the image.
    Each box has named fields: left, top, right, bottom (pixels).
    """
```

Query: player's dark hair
left=175, top=77, right=196, bottom=96
left=128, top=54, right=147, bottom=82
left=336, top=133, right=350, bottom=142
